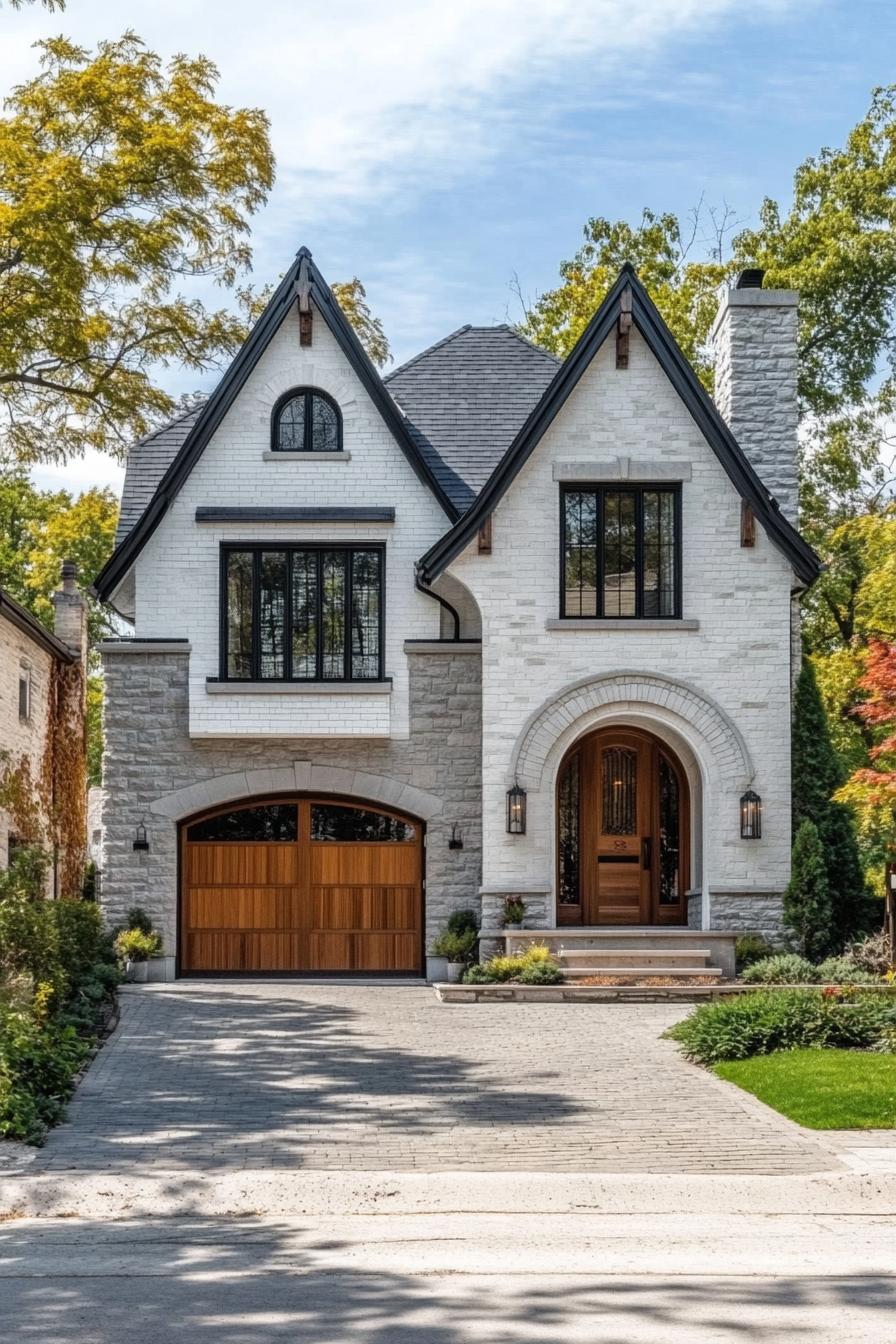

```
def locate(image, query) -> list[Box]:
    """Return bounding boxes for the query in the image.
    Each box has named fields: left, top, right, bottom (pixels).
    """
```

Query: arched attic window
left=272, top=388, right=342, bottom=453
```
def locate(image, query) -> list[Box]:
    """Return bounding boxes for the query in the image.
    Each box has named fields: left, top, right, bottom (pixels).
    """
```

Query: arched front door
left=557, top=728, right=689, bottom=926
left=180, top=796, right=423, bottom=973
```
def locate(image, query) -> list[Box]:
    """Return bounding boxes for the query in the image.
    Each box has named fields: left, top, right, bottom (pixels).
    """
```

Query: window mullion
left=315, top=550, right=323, bottom=680
left=596, top=489, right=604, bottom=620
left=251, top=552, right=261, bottom=680
left=345, top=548, right=353, bottom=681
left=635, top=489, right=644, bottom=619
left=285, top=551, right=293, bottom=681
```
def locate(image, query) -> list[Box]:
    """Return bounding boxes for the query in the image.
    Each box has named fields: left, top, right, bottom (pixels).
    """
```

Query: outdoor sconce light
left=133, top=820, right=149, bottom=852
left=740, top=790, right=762, bottom=840
left=448, top=823, right=464, bottom=851
left=506, top=783, right=527, bottom=835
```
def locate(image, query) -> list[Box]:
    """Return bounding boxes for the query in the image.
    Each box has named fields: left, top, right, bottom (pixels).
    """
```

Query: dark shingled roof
left=385, top=326, right=560, bottom=512
left=114, top=325, right=559, bottom=542
left=116, top=405, right=204, bottom=545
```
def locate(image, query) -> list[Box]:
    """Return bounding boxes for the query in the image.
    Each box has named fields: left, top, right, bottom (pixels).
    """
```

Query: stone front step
left=494, top=927, right=738, bottom=981
left=560, top=964, right=723, bottom=981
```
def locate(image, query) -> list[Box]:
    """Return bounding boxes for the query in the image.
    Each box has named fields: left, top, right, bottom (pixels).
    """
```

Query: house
left=92, top=249, right=818, bottom=980
left=1, top=565, right=88, bottom=892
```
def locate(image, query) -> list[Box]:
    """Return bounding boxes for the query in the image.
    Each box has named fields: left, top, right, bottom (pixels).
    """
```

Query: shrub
left=446, top=908, right=479, bottom=936
left=114, top=927, right=163, bottom=963
left=501, top=896, right=525, bottom=926
left=784, top=821, right=833, bottom=960
left=462, top=943, right=563, bottom=985
left=667, top=988, right=896, bottom=1065
left=849, top=930, right=894, bottom=977
left=126, top=907, right=154, bottom=936
left=0, top=1001, right=91, bottom=1143
left=735, top=935, right=775, bottom=972
left=431, top=928, right=477, bottom=961
left=51, top=900, right=106, bottom=983
left=815, top=955, right=878, bottom=985
left=741, top=954, right=819, bottom=984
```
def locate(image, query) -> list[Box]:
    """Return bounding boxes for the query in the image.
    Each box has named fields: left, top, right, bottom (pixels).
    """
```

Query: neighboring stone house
left=1, top=565, right=88, bottom=891
left=93, top=250, right=818, bottom=979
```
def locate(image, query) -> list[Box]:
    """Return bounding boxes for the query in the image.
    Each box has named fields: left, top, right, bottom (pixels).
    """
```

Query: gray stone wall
left=100, top=648, right=482, bottom=960
left=690, top=890, right=785, bottom=946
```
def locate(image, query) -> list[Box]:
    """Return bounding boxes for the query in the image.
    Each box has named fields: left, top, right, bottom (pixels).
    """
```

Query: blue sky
left=4, top=0, right=894, bottom=495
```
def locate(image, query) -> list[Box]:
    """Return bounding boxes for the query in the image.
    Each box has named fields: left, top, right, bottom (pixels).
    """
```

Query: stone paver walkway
left=33, top=982, right=839, bottom=1175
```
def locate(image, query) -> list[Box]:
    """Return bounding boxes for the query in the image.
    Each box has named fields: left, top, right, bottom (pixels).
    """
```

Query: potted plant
left=114, top=926, right=163, bottom=983
left=431, top=911, right=479, bottom=982
left=502, top=896, right=526, bottom=930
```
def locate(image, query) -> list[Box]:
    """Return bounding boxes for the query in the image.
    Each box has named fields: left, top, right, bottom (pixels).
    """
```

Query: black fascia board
left=418, top=264, right=820, bottom=587
left=195, top=507, right=395, bottom=523
left=93, top=248, right=458, bottom=603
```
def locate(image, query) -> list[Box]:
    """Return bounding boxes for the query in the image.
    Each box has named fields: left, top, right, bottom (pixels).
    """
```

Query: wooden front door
left=180, top=797, right=423, bottom=974
left=557, top=728, right=689, bottom=926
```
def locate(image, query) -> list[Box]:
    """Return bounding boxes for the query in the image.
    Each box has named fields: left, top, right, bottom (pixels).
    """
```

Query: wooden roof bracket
left=295, top=253, right=313, bottom=346
left=616, top=286, right=632, bottom=369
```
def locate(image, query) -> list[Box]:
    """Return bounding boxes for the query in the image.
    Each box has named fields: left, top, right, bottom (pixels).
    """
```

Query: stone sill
left=261, top=451, right=351, bottom=462
left=545, top=618, right=699, bottom=631
left=205, top=679, right=392, bottom=695
left=98, top=640, right=191, bottom=655
left=404, top=640, right=482, bottom=655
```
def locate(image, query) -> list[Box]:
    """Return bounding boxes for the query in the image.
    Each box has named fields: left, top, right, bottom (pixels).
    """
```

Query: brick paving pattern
left=34, top=983, right=838, bottom=1175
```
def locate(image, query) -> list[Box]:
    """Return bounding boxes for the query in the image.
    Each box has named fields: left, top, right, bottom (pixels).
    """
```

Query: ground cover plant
left=462, top=943, right=563, bottom=985
left=0, top=847, right=118, bottom=1143
left=714, top=1050, right=896, bottom=1129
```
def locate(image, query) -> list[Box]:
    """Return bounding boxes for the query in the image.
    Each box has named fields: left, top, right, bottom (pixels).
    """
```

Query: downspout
left=414, top=566, right=461, bottom=641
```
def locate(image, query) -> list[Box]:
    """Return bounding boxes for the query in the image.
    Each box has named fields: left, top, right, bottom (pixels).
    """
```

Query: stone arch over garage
left=149, top=763, right=445, bottom=823
left=510, top=671, right=753, bottom=793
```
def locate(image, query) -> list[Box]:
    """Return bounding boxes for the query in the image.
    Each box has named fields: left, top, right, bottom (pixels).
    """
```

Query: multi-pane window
left=561, top=486, right=680, bottom=619
left=18, top=668, right=31, bottom=721
left=222, top=546, right=384, bottom=682
left=272, top=388, right=341, bottom=453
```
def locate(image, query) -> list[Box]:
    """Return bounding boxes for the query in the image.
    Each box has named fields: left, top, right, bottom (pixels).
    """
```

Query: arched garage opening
left=179, top=794, right=424, bottom=975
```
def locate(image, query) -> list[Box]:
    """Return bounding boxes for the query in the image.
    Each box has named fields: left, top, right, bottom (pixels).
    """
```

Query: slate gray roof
left=114, top=325, right=559, bottom=544
left=385, top=326, right=560, bottom=512
left=116, top=405, right=204, bottom=545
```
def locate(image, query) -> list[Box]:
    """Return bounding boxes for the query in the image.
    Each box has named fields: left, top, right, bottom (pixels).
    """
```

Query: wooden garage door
left=180, top=798, right=423, bottom=973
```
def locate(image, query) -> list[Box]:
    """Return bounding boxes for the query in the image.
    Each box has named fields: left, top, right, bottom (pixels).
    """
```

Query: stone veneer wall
left=688, top=892, right=785, bottom=945
left=100, top=648, right=481, bottom=960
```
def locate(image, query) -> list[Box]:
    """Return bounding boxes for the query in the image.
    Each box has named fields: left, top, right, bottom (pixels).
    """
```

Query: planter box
left=146, top=956, right=175, bottom=983
left=426, top=955, right=449, bottom=984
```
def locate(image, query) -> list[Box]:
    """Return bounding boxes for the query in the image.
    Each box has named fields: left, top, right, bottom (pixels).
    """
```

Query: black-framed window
left=561, top=485, right=681, bottom=619
left=272, top=388, right=341, bottom=453
left=221, top=544, right=385, bottom=682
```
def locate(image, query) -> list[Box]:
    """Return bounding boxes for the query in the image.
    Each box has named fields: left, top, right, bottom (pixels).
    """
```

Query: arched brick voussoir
left=510, top=671, right=754, bottom=792
left=148, top=765, right=445, bottom=823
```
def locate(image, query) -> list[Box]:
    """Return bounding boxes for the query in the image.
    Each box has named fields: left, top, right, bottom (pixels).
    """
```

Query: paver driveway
left=34, top=983, right=838, bottom=1175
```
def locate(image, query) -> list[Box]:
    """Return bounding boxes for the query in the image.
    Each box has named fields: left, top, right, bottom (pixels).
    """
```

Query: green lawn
left=714, top=1049, right=896, bottom=1129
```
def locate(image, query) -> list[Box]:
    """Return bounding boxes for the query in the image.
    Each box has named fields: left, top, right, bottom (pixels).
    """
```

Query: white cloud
left=30, top=450, right=125, bottom=499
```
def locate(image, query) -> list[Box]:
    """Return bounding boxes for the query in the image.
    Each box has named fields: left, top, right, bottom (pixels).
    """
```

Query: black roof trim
left=0, top=588, right=74, bottom=663
left=93, top=248, right=459, bottom=602
left=418, top=265, right=820, bottom=587
left=196, top=506, right=395, bottom=523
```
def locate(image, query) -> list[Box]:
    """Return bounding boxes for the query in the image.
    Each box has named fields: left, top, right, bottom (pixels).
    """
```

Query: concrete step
left=560, top=964, right=723, bottom=981
left=555, top=949, right=713, bottom=967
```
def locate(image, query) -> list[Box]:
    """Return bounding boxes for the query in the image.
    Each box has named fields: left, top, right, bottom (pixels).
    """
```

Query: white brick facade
left=446, top=324, right=797, bottom=925
left=131, top=306, right=451, bottom=739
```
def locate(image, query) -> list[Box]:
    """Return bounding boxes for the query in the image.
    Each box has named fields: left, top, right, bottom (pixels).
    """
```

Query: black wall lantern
left=506, top=783, right=527, bottom=835
left=133, top=820, right=149, bottom=852
left=740, top=790, right=762, bottom=840
left=448, top=823, right=464, bottom=851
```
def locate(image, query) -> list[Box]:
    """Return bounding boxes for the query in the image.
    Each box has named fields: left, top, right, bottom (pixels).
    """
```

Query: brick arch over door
left=150, top=765, right=444, bottom=824
left=510, top=671, right=754, bottom=794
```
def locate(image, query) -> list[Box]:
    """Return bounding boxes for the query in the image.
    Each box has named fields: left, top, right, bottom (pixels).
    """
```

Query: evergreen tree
left=784, top=821, right=834, bottom=960
left=792, top=660, right=870, bottom=948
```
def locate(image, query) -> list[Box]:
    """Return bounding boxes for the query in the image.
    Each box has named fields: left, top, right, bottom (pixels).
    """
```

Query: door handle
left=642, top=837, right=652, bottom=870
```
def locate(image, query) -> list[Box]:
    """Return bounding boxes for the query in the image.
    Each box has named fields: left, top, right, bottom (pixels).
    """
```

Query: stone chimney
left=710, top=270, right=799, bottom=524
left=51, top=559, right=88, bottom=666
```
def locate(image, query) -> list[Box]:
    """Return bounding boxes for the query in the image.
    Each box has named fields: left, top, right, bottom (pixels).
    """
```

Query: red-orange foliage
left=849, top=640, right=896, bottom=804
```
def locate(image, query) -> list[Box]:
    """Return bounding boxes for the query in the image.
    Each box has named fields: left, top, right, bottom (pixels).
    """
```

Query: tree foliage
left=784, top=820, right=834, bottom=961
left=838, top=640, right=896, bottom=822
left=0, top=34, right=274, bottom=465
left=331, top=278, right=391, bottom=368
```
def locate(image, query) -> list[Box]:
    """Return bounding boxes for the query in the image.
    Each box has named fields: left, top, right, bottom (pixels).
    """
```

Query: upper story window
left=18, top=667, right=31, bottom=721
left=272, top=388, right=341, bottom=453
left=561, top=485, right=681, bottom=619
left=222, top=544, right=384, bottom=682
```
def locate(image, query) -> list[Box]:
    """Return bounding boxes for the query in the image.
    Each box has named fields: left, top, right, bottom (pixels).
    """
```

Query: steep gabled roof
left=418, top=265, right=821, bottom=587
left=385, top=325, right=559, bottom=513
left=0, top=587, right=74, bottom=662
left=93, top=248, right=461, bottom=603
left=115, top=405, right=204, bottom=545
